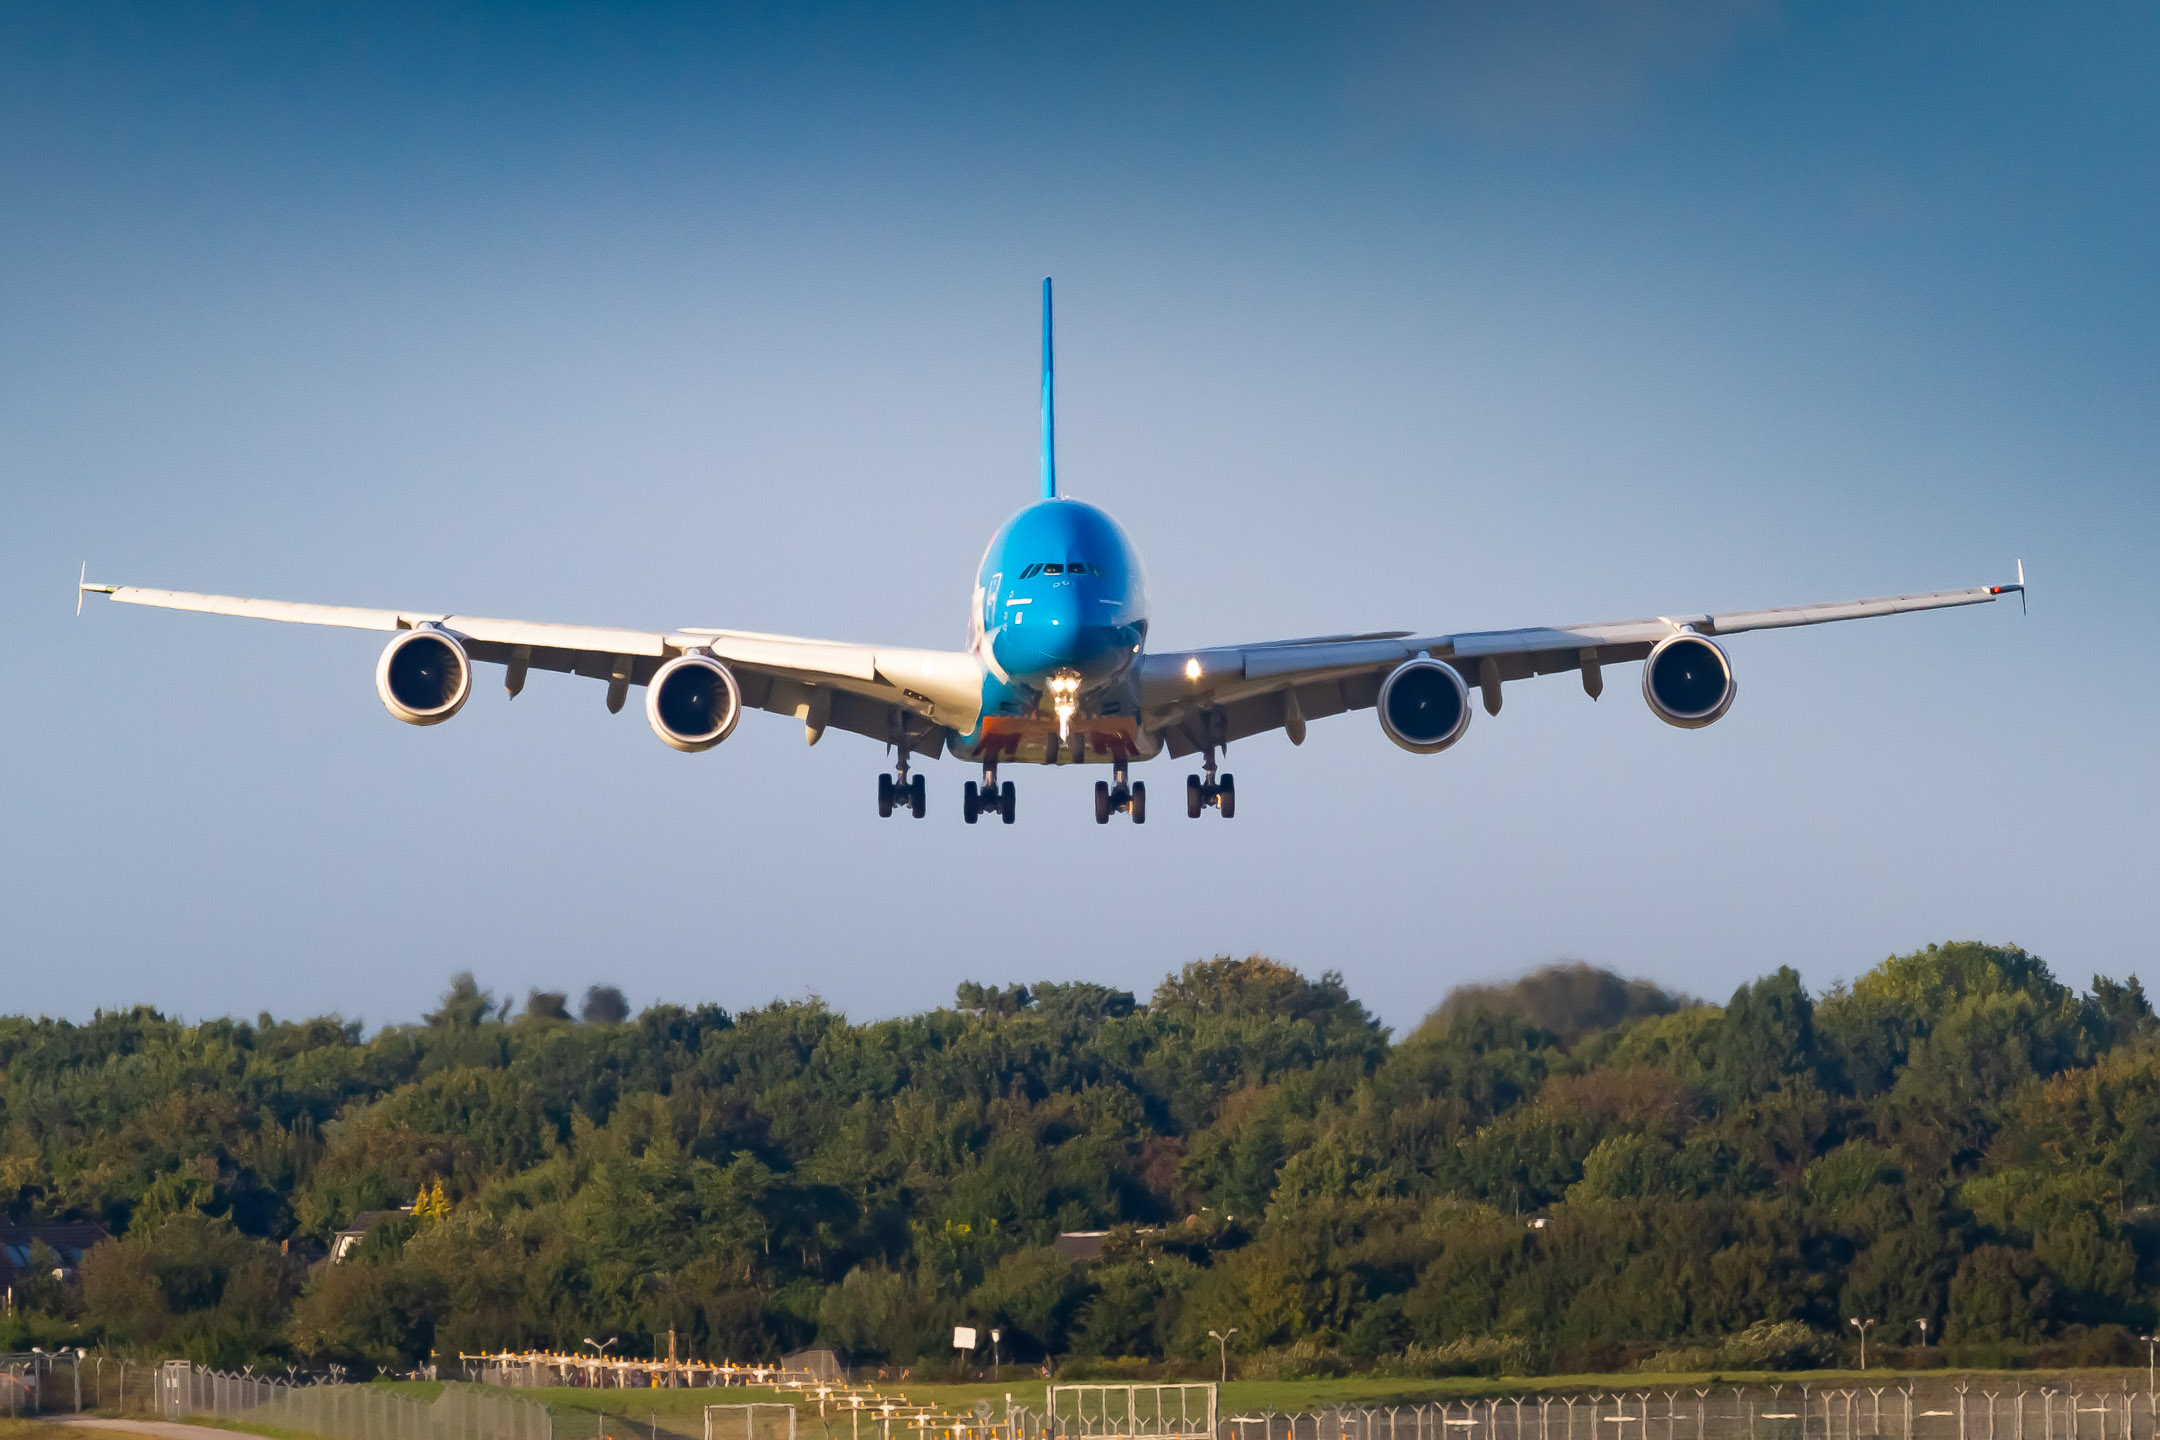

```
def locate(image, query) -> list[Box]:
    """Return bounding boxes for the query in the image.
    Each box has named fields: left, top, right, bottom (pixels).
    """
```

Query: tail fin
left=1040, top=277, right=1057, bottom=499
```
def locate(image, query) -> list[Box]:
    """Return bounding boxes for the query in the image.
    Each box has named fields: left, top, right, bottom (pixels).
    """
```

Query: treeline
left=2, top=945, right=2158, bottom=1376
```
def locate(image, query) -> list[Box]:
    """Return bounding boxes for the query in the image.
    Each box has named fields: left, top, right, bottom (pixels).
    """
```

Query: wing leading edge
left=1138, top=579, right=2022, bottom=759
left=80, top=582, right=981, bottom=756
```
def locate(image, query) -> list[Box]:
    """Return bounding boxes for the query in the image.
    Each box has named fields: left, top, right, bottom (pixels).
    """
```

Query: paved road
left=47, top=1416, right=269, bottom=1440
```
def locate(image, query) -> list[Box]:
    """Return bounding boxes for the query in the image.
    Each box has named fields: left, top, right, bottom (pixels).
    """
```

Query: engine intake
left=1377, top=658, right=1472, bottom=753
left=647, top=654, right=743, bottom=752
left=1643, top=632, right=1736, bottom=729
left=375, top=629, right=471, bottom=726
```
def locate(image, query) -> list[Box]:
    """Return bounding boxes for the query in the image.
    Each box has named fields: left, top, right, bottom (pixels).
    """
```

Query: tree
left=581, top=985, right=632, bottom=1025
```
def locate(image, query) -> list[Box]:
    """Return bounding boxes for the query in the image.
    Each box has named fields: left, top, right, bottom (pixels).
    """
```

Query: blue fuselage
left=955, top=498, right=1150, bottom=762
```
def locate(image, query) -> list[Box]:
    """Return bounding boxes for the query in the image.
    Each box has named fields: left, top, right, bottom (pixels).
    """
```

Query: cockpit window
left=1019, top=563, right=1042, bottom=579
left=1043, top=563, right=1064, bottom=575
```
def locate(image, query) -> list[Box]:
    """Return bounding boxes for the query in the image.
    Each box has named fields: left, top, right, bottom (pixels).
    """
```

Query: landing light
left=1047, top=672, right=1081, bottom=740
left=1184, top=657, right=1201, bottom=681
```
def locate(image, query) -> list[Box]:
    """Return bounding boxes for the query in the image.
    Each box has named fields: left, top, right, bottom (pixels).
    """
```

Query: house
left=1051, top=1231, right=1108, bottom=1260
left=330, top=1207, right=414, bottom=1262
left=0, top=1221, right=110, bottom=1289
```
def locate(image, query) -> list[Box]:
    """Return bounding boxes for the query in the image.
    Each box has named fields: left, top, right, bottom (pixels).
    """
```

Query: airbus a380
left=80, top=281, right=2025, bottom=826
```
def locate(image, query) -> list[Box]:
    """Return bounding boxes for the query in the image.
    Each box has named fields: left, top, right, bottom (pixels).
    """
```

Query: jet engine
left=1642, top=631, right=1736, bottom=729
left=375, top=628, right=471, bottom=726
left=646, top=654, right=743, bottom=752
left=1377, top=657, right=1472, bottom=753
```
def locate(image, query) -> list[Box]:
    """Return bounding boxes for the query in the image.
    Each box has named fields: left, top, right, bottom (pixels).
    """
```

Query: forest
left=2, top=943, right=2156, bottom=1379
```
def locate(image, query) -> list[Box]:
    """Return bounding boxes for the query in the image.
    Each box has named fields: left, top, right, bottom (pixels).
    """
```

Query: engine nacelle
left=1377, top=657, right=1472, bottom=754
left=375, top=628, right=471, bottom=726
left=646, top=654, right=743, bottom=752
left=1642, top=631, right=1737, bottom=729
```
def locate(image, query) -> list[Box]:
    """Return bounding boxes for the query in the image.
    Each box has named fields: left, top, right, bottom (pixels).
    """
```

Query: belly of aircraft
left=949, top=714, right=1162, bottom=765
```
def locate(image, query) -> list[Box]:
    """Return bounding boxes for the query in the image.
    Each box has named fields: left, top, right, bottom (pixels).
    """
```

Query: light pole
left=990, top=1330, right=1001, bottom=1373
left=1207, top=1329, right=1238, bottom=1385
left=583, top=1337, right=617, bottom=1393
left=1850, top=1319, right=1876, bottom=1371
left=2140, top=1334, right=2157, bottom=1396
left=1917, top=1319, right=1930, bottom=1349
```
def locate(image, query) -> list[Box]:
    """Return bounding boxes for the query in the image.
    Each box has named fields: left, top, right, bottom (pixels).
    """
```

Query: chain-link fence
left=1222, top=1383, right=2160, bottom=1440
left=0, top=1350, right=155, bottom=1415
left=160, top=1360, right=555, bottom=1440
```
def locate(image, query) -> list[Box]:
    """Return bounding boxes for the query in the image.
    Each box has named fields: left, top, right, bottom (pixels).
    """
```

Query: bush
left=1240, top=1338, right=1353, bottom=1380
left=1638, top=1321, right=1834, bottom=1373
left=1377, top=1336, right=1533, bottom=1378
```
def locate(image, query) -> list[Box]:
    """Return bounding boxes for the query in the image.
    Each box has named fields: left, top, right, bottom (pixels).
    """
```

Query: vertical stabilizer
left=1040, top=277, right=1057, bottom=499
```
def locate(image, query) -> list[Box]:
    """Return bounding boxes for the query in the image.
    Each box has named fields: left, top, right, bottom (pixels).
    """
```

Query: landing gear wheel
left=1187, top=774, right=1203, bottom=819
left=1094, top=781, right=1111, bottom=825
left=878, top=773, right=894, bottom=818
left=1131, top=780, right=1147, bottom=824
left=910, top=773, right=926, bottom=818
left=963, top=781, right=980, bottom=824
left=999, top=780, right=1016, bottom=824
left=1219, top=773, right=1235, bottom=819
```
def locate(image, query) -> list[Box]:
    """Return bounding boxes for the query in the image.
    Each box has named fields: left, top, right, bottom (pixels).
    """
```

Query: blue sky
left=3, top=2, right=2154, bottom=1029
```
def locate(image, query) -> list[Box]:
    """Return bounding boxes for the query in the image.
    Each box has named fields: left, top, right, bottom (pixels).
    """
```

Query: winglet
left=1040, top=277, right=1057, bottom=500
left=78, top=565, right=117, bottom=616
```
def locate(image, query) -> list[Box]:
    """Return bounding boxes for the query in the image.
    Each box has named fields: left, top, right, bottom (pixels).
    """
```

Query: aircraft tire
left=1187, top=775, right=1203, bottom=819
left=1131, top=781, right=1146, bottom=824
left=910, top=773, right=926, bottom=818
left=963, top=781, right=979, bottom=824
left=878, top=773, right=894, bottom=818
left=999, top=780, right=1016, bottom=824
left=1095, top=781, right=1111, bottom=824
left=1219, top=774, right=1235, bottom=819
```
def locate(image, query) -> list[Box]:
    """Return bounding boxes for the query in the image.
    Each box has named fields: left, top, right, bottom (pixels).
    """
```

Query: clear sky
left=3, top=2, right=2154, bottom=1031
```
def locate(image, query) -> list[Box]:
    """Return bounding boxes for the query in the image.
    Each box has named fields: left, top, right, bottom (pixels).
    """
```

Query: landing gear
left=1186, top=749, right=1235, bottom=819
left=965, top=766, right=1016, bottom=825
left=1094, top=761, right=1146, bottom=824
left=879, top=756, right=927, bottom=819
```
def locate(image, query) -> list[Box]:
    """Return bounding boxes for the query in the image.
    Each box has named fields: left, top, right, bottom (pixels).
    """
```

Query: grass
left=387, top=1362, right=2160, bottom=1437
left=0, top=1421, right=158, bottom=1440
left=243, top=1362, right=2160, bottom=1440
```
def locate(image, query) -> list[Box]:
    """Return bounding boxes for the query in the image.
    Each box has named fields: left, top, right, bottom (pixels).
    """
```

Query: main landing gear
left=878, top=754, right=927, bottom=819
left=1094, top=760, right=1146, bottom=824
left=963, top=763, right=1016, bottom=825
left=1186, top=748, right=1235, bottom=819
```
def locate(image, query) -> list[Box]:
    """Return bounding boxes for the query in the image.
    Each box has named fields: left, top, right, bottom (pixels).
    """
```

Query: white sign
left=953, top=1326, right=978, bottom=1351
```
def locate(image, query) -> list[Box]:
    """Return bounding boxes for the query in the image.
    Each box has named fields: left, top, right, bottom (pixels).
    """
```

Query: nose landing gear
left=1185, top=748, right=1234, bottom=819
left=963, top=764, right=1016, bottom=825
left=1094, top=760, right=1146, bottom=824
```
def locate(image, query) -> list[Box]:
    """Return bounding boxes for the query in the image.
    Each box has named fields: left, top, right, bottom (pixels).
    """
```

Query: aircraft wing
left=1136, top=580, right=2023, bottom=758
left=79, top=583, right=983, bottom=755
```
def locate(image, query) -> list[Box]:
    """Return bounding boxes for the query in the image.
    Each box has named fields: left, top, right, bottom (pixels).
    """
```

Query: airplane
left=79, top=279, right=2026, bottom=827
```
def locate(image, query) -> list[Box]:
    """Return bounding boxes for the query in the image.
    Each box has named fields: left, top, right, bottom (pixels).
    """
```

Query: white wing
left=1136, top=580, right=2022, bottom=757
left=80, top=583, right=983, bottom=756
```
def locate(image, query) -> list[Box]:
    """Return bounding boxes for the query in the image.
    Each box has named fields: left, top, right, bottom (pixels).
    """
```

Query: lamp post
left=1207, top=1329, right=1238, bottom=1385
left=990, top=1330, right=1002, bottom=1373
left=1917, top=1319, right=1930, bottom=1349
left=1850, top=1319, right=1876, bottom=1371
left=583, top=1338, right=617, bottom=1394
left=2140, top=1334, right=2157, bottom=1396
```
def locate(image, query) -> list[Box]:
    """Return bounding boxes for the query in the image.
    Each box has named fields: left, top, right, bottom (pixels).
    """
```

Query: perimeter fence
left=160, top=1360, right=555, bottom=1440
left=1222, top=1382, right=2160, bottom=1440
